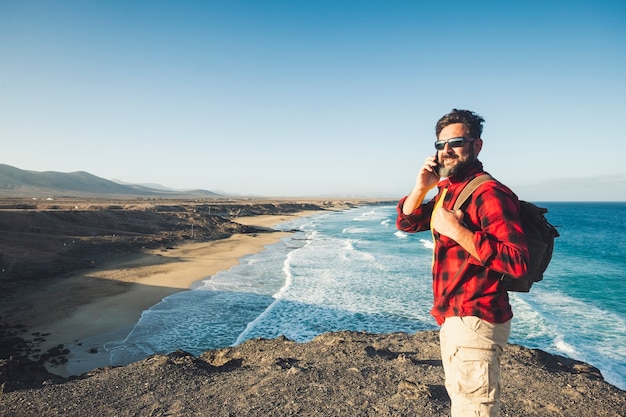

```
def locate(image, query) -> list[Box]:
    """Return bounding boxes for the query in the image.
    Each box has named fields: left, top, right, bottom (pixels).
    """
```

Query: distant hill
left=0, top=164, right=221, bottom=199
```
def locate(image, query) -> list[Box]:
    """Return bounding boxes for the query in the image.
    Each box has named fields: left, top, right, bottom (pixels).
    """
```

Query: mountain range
left=3, top=163, right=625, bottom=201
left=0, top=164, right=221, bottom=199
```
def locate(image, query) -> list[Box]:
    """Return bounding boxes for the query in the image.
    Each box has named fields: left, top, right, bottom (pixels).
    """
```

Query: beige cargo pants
left=440, top=316, right=511, bottom=417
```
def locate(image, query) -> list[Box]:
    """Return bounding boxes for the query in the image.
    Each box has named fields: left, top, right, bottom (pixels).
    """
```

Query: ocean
left=107, top=202, right=626, bottom=390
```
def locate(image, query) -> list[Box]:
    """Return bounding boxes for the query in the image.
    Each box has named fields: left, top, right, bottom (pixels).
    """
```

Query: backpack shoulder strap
left=453, top=174, right=494, bottom=211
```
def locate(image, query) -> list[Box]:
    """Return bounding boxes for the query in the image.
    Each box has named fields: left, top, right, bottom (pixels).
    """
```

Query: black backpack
left=453, top=174, right=560, bottom=292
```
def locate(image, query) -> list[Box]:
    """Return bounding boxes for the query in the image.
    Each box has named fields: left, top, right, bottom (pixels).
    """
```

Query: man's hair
left=435, top=109, right=485, bottom=139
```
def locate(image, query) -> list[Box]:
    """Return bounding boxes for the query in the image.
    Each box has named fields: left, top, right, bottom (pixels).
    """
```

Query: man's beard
left=439, top=148, right=476, bottom=179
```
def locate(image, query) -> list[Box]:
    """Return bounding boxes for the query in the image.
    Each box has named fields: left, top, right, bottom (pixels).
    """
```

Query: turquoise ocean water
left=107, top=202, right=626, bottom=390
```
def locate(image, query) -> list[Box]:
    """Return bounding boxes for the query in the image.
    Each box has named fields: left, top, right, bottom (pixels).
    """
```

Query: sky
left=1, top=1, right=625, bottom=200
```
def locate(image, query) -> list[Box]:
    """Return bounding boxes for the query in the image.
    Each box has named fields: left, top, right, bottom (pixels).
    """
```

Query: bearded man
left=396, top=109, right=529, bottom=417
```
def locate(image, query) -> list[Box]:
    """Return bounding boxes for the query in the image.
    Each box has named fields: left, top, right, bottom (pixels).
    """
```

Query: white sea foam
left=342, top=227, right=370, bottom=234
left=511, top=288, right=626, bottom=388
left=419, top=238, right=434, bottom=249
left=233, top=240, right=304, bottom=345
left=353, top=208, right=387, bottom=221
left=339, top=239, right=375, bottom=263
left=509, top=294, right=553, bottom=341
left=394, top=230, right=408, bottom=239
left=554, top=335, right=577, bottom=355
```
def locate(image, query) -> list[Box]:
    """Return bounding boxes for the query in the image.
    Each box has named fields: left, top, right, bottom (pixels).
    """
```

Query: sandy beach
left=5, top=209, right=318, bottom=377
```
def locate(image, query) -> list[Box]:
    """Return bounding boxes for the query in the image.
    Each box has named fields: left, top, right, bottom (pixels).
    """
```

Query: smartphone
left=432, top=152, right=440, bottom=177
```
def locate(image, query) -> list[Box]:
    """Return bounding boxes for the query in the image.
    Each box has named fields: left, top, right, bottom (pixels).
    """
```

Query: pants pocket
left=455, top=347, right=499, bottom=402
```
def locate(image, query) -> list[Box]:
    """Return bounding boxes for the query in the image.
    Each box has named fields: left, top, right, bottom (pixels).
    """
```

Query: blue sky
left=1, top=1, right=625, bottom=200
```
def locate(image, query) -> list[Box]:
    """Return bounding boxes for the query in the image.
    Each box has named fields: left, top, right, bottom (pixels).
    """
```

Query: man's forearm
left=402, top=187, right=430, bottom=215
left=449, top=226, right=480, bottom=260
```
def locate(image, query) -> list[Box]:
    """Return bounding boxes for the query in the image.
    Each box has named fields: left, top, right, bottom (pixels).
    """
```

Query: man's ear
left=474, top=138, right=483, bottom=155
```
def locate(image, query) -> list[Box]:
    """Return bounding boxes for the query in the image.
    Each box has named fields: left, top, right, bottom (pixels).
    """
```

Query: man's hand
left=433, top=208, right=481, bottom=260
left=432, top=208, right=464, bottom=240
left=401, top=155, right=441, bottom=215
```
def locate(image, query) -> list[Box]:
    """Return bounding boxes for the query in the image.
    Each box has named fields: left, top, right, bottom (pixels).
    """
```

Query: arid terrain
left=2, top=330, right=625, bottom=417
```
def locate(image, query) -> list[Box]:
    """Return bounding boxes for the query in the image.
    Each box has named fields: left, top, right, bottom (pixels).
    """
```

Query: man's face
left=436, top=123, right=482, bottom=178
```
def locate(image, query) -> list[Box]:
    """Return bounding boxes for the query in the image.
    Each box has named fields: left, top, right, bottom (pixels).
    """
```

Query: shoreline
left=27, top=211, right=319, bottom=377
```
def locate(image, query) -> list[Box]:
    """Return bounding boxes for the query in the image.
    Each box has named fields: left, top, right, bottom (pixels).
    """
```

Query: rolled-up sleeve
left=467, top=185, right=529, bottom=278
left=396, top=196, right=435, bottom=233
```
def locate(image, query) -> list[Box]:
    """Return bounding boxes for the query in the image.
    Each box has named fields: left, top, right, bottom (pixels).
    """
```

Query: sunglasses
left=434, top=137, right=476, bottom=150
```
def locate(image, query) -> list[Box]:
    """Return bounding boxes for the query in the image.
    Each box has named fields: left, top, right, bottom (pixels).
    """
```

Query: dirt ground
left=1, top=331, right=625, bottom=417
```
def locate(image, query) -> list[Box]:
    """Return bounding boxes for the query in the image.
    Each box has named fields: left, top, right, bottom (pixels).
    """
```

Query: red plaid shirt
left=396, top=161, right=529, bottom=325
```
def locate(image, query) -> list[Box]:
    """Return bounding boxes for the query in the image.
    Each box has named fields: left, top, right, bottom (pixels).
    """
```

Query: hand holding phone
left=432, top=152, right=440, bottom=177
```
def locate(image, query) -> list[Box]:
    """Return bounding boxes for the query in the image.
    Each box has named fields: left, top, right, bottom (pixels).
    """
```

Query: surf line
left=232, top=239, right=310, bottom=346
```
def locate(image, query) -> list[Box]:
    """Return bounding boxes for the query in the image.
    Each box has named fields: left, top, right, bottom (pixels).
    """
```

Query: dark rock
left=0, top=331, right=624, bottom=416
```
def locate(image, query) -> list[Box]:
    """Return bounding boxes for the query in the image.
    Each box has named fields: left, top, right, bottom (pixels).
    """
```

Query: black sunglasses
left=434, top=137, right=476, bottom=150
